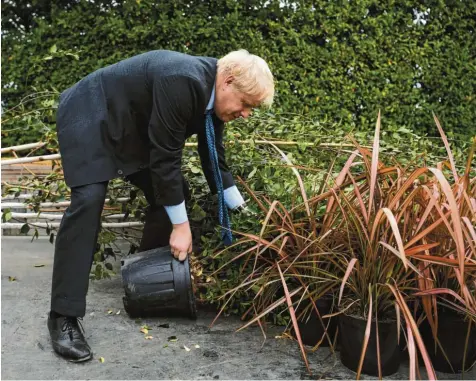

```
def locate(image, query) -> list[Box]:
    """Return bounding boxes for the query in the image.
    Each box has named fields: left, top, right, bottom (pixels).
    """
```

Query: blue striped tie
left=205, top=110, right=233, bottom=246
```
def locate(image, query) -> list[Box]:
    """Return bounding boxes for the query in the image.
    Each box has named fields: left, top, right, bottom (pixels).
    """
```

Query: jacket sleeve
left=149, top=75, right=203, bottom=206
left=197, top=117, right=235, bottom=194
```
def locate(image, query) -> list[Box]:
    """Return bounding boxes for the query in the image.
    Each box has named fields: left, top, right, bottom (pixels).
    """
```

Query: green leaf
left=20, top=224, right=30, bottom=234
left=105, top=262, right=113, bottom=271
left=49, top=44, right=57, bottom=53
left=31, top=228, right=39, bottom=242
left=2, top=210, right=12, bottom=222
left=248, top=167, right=257, bottom=179
left=190, top=165, right=201, bottom=174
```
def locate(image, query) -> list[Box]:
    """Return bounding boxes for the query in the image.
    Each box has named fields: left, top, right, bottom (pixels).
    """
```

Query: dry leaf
left=8, top=276, right=16, bottom=282
left=34, top=264, right=45, bottom=268
left=194, top=344, right=200, bottom=349
left=163, top=344, right=168, bottom=348
left=167, top=336, right=177, bottom=342
left=183, top=345, right=190, bottom=352
left=90, top=312, right=95, bottom=317
left=116, top=310, right=121, bottom=315
left=98, top=357, right=105, bottom=363
left=107, top=310, right=113, bottom=315
left=145, top=335, right=153, bottom=340
left=140, top=328, right=148, bottom=335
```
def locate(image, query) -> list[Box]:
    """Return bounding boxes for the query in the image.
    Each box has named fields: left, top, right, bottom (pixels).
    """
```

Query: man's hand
left=169, top=221, right=192, bottom=262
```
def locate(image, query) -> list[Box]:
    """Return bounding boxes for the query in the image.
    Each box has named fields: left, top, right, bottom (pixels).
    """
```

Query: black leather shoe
left=47, top=314, right=93, bottom=362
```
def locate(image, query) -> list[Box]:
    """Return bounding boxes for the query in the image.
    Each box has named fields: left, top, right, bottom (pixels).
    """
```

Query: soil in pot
left=293, top=296, right=338, bottom=347
left=420, top=310, right=476, bottom=373
left=339, top=313, right=400, bottom=376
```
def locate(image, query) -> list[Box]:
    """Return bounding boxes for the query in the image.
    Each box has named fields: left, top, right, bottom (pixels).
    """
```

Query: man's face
left=214, top=75, right=260, bottom=123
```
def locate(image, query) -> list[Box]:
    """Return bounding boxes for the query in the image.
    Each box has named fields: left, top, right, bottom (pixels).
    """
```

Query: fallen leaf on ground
left=140, top=328, right=148, bottom=335
left=98, top=357, right=105, bottom=363
left=8, top=276, right=16, bottom=282
left=34, top=264, right=45, bottom=267
left=183, top=345, right=190, bottom=352
left=158, top=323, right=169, bottom=328
left=116, top=310, right=121, bottom=315
left=90, top=312, right=95, bottom=317
left=163, top=344, right=168, bottom=348
left=145, top=335, right=153, bottom=340
left=107, top=310, right=113, bottom=315
left=167, top=336, right=178, bottom=342
left=194, top=344, right=200, bottom=349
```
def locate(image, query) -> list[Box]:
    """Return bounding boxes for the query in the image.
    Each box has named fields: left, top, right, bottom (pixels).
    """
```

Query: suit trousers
left=50, top=169, right=189, bottom=317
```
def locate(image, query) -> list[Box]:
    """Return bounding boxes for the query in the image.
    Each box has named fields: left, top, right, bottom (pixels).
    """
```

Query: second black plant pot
left=420, top=311, right=476, bottom=373
left=294, top=296, right=338, bottom=347
left=339, top=313, right=401, bottom=376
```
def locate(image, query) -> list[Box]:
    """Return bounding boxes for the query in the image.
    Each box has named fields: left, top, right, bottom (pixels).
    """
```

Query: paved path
left=1, top=237, right=472, bottom=380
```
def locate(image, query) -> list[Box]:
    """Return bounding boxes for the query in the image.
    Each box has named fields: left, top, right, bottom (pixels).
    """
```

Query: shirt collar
left=205, top=83, right=216, bottom=113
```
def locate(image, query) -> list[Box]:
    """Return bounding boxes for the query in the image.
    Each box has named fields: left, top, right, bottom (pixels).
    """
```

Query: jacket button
left=139, top=165, right=146, bottom=170
left=118, top=169, right=123, bottom=175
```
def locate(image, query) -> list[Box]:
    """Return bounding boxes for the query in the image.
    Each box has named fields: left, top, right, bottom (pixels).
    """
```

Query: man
left=48, top=49, right=275, bottom=362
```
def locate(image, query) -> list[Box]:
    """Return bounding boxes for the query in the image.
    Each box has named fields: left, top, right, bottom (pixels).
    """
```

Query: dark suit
left=51, top=50, right=235, bottom=317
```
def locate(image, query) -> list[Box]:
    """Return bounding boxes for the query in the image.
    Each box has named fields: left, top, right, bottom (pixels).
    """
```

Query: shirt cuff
left=224, top=186, right=245, bottom=210
left=164, top=201, right=188, bottom=224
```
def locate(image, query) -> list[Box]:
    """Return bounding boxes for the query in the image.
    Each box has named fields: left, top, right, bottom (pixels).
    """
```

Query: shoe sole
left=52, top=348, right=93, bottom=363
left=69, top=353, right=93, bottom=363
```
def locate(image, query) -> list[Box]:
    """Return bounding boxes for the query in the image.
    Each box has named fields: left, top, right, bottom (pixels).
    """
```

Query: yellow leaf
left=194, top=344, right=200, bottom=349
left=98, top=357, right=105, bottom=363
left=107, top=310, right=113, bottom=315
left=315, top=96, right=320, bottom=103
left=8, top=276, right=16, bottom=282
left=140, top=328, right=148, bottom=334
left=183, top=345, right=190, bottom=352
left=145, top=335, right=153, bottom=340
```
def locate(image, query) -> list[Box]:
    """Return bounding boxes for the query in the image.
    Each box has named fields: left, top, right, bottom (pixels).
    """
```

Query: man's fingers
left=187, top=244, right=193, bottom=254
left=178, top=251, right=187, bottom=262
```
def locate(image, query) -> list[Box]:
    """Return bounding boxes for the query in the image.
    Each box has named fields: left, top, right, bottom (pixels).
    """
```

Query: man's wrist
left=173, top=221, right=190, bottom=230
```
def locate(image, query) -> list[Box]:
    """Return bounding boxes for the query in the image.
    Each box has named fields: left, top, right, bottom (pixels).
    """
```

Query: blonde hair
left=217, top=49, right=275, bottom=108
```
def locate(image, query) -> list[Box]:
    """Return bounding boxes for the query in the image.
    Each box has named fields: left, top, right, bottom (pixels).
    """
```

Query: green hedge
left=2, top=0, right=475, bottom=147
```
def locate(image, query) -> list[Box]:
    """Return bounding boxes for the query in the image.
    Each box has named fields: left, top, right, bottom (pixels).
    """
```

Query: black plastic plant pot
left=339, top=313, right=400, bottom=376
left=295, top=296, right=338, bottom=347
left=420, top=311, right=476, bottom=373
left=121, top=246, right=197, bottom=319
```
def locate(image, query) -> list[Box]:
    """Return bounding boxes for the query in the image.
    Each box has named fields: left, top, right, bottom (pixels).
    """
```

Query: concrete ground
left=1, top=236, right=474, bottom=380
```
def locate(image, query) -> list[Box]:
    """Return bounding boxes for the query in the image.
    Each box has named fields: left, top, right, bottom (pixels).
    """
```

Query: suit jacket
left=56, top=50, right=235, bottom=206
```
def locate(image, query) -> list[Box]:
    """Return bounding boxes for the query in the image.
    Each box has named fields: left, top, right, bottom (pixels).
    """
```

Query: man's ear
left=224, top=75, right=235, bottom=86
